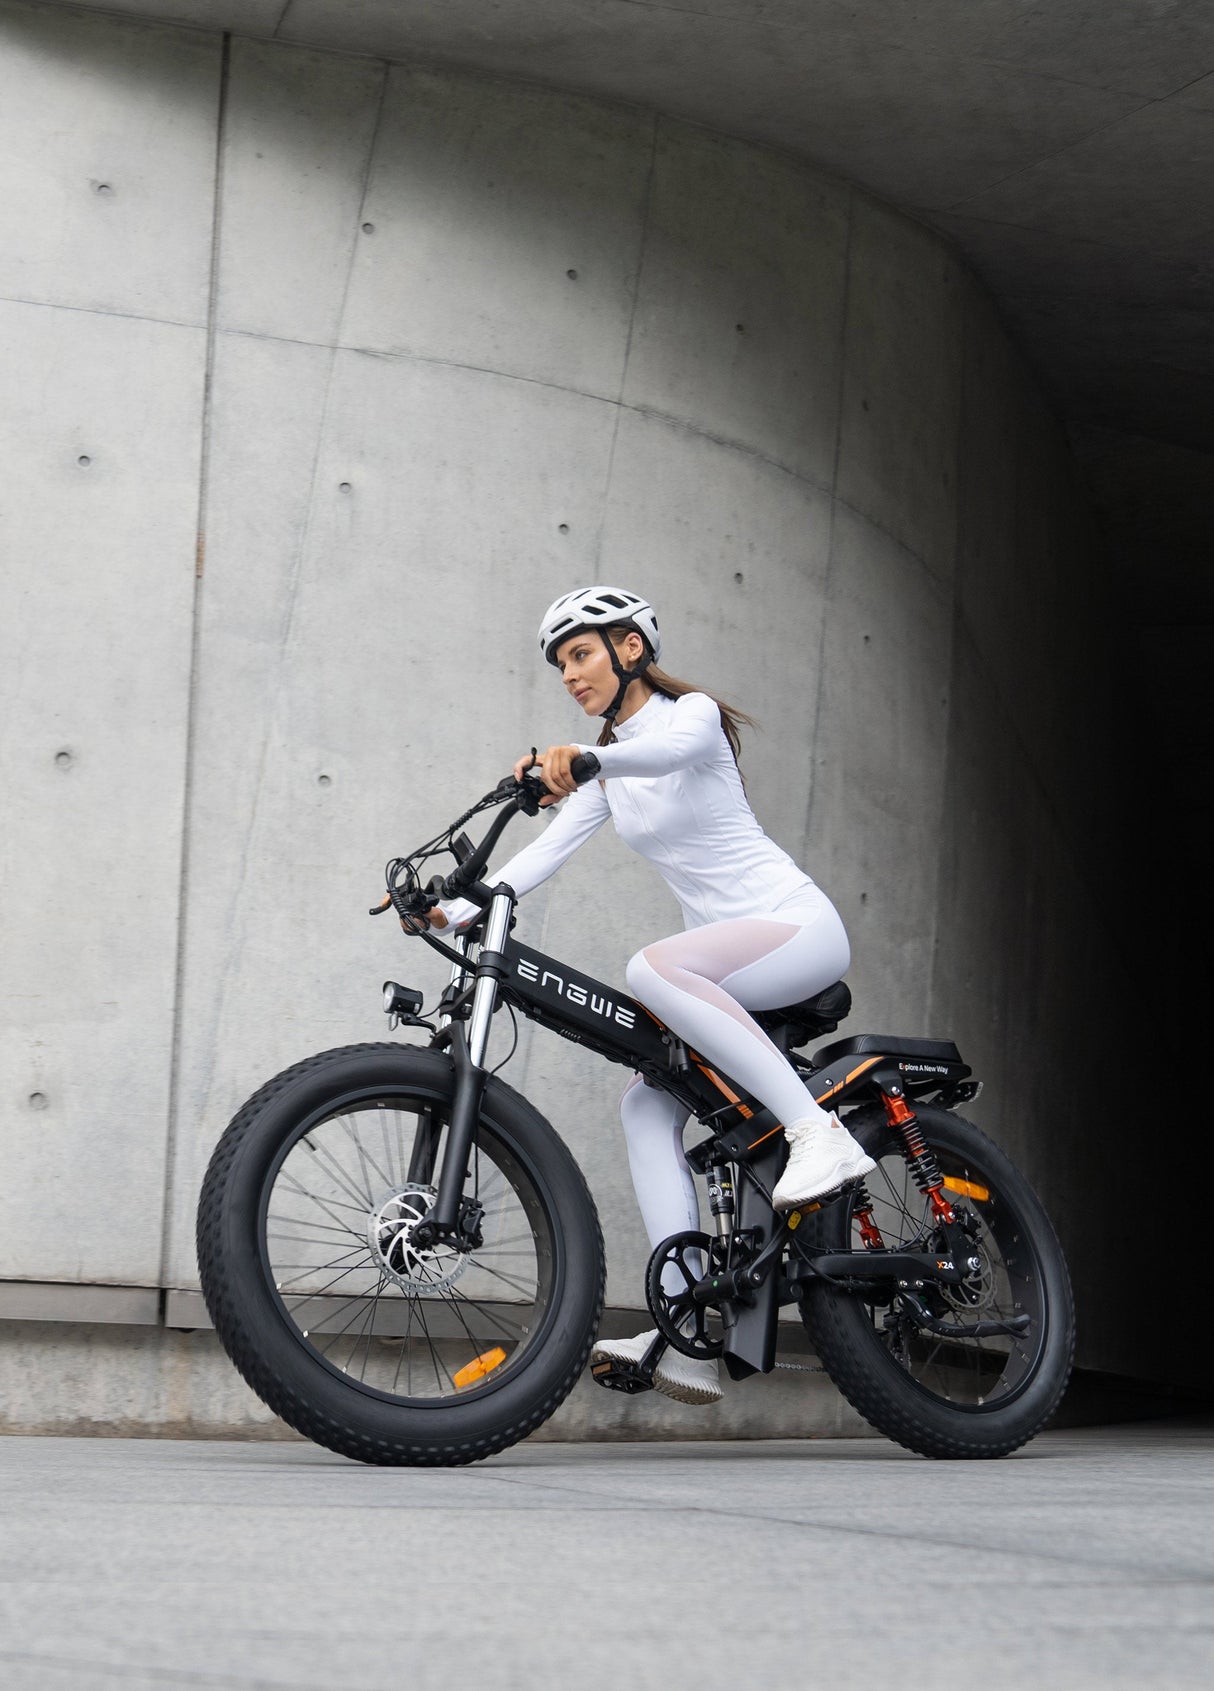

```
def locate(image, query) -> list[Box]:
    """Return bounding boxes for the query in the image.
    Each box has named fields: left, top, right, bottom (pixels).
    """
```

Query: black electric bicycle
left=197, top=761, right=1074, bottom=1465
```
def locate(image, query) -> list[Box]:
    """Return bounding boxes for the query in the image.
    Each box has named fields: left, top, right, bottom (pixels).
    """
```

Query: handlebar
left=371, top=752, right=601, bottom=920
left=440, top=752, right=600, bottom=900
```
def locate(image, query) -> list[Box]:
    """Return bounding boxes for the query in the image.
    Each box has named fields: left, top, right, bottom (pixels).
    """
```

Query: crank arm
left=691, top=1220, right=790, bottom=1303
left=895, top=1290, right=1032, bottom=1340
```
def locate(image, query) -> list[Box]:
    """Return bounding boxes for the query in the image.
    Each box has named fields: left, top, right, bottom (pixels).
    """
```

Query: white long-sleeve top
left=440, top=690, right=815, bottom=931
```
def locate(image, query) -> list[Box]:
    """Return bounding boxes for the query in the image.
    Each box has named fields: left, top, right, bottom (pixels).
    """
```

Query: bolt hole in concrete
left=735, top=322, right=745, bottom=332
left=361, top=222, right=375, bottom=234
left=558, top=523, right=569, bottom=534
left=28, top=1093, right=48, bottom=1111
left=734, top=571, right=744, bottom=584
left=566, top=268, right=578, bottom=280
left=77, top=455, right=91, bottom=467
left=54, top=750, right=73, bottom=769
left=92, top=181, right=113, bottom=195
left=317, top=774, right=332, bottom=787
left=338, top=482, right=352, bottom=493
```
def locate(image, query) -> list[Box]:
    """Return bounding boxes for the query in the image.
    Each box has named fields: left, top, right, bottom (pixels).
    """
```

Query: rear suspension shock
left=881, top=1085, right=955, bottom=1225
left=851, top=1180, right=886, bottom=1250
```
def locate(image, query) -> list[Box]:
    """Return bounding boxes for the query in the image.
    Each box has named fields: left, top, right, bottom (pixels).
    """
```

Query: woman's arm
left=437, top=777, right=611, bottom=930
left=578, top=691, right=722, bottom=780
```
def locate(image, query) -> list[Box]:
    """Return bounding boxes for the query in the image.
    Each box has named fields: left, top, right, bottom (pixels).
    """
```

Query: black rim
left=845, top=1128, right=1049, bottom=1414
left=255, top=1082, right=562, bottom=1409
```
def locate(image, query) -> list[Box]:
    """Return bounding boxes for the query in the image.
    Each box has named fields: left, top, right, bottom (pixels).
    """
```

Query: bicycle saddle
left=754, top=980, right=852, bottom=1046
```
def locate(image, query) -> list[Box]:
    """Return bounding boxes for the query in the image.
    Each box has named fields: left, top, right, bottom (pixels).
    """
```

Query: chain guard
left=645, top=1230, right=725, bottom=1359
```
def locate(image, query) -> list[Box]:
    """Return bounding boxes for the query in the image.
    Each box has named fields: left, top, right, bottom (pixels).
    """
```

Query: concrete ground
left=0, top=1423, right=1211, bottom=1691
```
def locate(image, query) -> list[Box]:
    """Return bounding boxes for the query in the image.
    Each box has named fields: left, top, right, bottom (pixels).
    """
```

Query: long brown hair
left=594, top=625, right=757, bottom=761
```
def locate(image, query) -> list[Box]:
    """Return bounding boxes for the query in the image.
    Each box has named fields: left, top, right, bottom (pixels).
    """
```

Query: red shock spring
left=882, top=1091, right=954, bottom=1224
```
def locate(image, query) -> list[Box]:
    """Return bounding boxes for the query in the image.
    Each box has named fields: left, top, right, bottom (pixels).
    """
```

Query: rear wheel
left=197, top=1043, right=604, bottom=1465
left=800, top=1103, right=1074, bottom=1458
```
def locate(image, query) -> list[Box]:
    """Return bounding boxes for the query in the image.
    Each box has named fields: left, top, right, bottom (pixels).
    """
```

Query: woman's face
left=554, top=629, right=645, bottom=717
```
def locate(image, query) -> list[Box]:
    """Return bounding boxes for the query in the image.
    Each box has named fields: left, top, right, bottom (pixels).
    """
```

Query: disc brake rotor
left=368, top=1183, right=470, bottom=1296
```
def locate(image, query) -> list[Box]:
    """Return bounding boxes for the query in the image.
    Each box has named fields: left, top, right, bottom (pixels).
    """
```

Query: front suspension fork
left=415, top=888, right=514, bottom=1243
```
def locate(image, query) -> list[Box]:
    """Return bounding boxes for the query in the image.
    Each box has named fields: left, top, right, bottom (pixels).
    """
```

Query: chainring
left=645, top=1230, right=725, bottom=1359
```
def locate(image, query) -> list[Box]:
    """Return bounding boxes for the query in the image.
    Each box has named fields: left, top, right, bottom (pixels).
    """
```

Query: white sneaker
left=772, top=1113, right=877, bottom=1210
left=589, top=1329, right=723, bottom=1406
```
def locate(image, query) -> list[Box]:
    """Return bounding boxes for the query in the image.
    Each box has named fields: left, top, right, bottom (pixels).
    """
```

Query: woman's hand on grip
left=513, top=744, right=583, bottom=806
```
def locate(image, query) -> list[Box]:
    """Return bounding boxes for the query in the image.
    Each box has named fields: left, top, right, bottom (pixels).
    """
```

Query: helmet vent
left=537, top=586, right=661, bottom=666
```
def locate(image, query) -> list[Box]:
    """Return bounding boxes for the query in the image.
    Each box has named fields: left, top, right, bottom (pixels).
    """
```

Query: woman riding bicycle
left=431, top=586, right=875, bottom=1406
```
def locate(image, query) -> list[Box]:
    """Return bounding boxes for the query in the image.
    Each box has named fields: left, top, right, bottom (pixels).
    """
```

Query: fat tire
left=197, top=1043, right=605, bottom=1466
left=800, top=1104, right=1074, bottom=1459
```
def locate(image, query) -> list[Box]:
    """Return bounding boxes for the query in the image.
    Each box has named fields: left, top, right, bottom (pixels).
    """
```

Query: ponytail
left=594, top=626, right=757, bottom=761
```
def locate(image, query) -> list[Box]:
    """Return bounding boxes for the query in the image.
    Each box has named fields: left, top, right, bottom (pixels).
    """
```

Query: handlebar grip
left=569, top=752, right=601, bottom=784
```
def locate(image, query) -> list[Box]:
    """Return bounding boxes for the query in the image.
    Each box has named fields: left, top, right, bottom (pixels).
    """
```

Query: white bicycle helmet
left=538, top=586, right=661, bottom=666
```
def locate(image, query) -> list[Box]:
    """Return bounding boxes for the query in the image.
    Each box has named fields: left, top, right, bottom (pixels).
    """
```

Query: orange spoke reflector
left=943, top=1176, right=990, bottom=1202
left=453, top=1346, right=507, bottom=1390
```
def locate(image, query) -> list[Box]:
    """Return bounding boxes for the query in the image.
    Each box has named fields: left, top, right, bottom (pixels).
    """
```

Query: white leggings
left=620, top=888, right=850, bottom=1259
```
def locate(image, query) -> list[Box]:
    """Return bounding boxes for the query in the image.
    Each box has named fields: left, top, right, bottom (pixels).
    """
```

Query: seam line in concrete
left=218, top=321, right=844, bottom=502
left=594, top=110, right=660, bottom=572
left=942, top=94, right=1162, bottom=215
left=192, top=60, right=393, bottom=1122
left=923, top=279, right=970, bottom=1035
left=0, top=291, right=206, bottom=332
left=801, top=186, right=855, bottom=855
left=0, top=1646, right=287, bottom=1691
left=466, top=1464, right=1214, bottom=1578
left=919, top=251, right=967, bottom=1028
left=159, top=30, right=232, bottom=1295
left=603, top=3, right=1188, bottom=102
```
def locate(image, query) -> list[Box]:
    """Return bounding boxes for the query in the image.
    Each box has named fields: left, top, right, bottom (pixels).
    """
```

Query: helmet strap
left=599, top=629, right=653, bottom=722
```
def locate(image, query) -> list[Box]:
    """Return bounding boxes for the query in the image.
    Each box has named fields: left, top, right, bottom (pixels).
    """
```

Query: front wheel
left=197, top=1043, right=605, bottom=1465
left=800, top=1103, right=1074, bottom=1458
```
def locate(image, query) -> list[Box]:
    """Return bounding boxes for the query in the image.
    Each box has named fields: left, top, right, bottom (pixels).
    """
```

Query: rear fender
left=804, top=1040, right=973, bottom=1110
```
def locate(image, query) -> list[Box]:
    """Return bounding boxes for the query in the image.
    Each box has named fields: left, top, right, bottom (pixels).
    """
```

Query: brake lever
left=515, top=771, right=551, bottom=817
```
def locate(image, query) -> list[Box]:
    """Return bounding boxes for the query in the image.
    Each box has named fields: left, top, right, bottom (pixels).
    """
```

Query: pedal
left=590, top=1358, right=655, bottom=1395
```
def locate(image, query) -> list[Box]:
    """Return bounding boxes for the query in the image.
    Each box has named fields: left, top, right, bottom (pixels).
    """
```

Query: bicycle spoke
left=261, top=1092, right=553, bottom=1404
left=340, top=1113, right=393, bottom=1204
left=301, top=1134, right=376, bottom=1210
left=275, top=1246, right=369, bottom=1292
left=471, top=1260, right=539, bottom=1298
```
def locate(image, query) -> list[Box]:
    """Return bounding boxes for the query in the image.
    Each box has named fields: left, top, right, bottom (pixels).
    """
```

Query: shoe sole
left=773, top=1152, right=878, bottom=1211
left=591, top=1352, right=723, bottom=1406
left=592, top=1345, right=722, bottom=1405
left=652, top=1370, right=723, bottom=1406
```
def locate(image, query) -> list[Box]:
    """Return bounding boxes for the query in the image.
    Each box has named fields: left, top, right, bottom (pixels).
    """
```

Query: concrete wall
left=0, top=1, right=1165, bottom=1434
